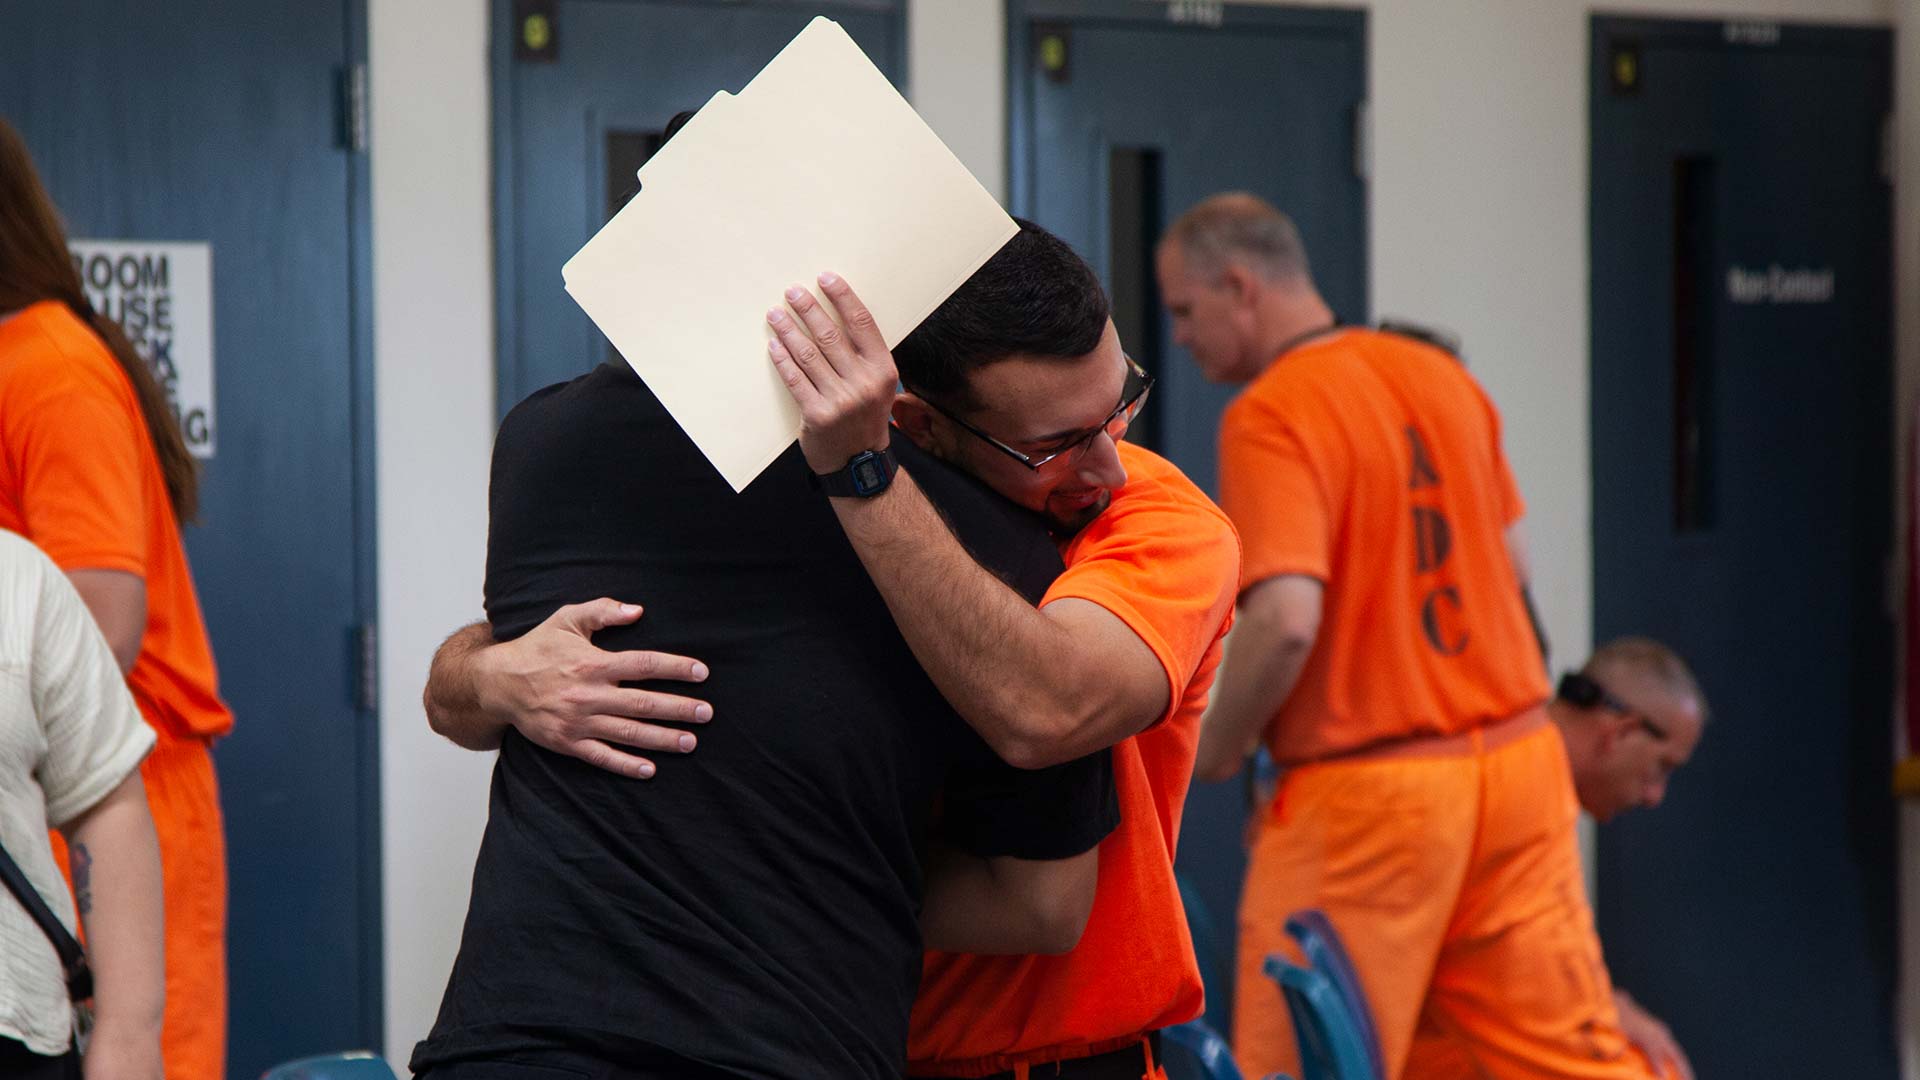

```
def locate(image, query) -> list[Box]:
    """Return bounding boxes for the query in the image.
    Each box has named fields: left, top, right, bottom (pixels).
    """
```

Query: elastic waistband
left=1302, top=704, right=1550, bottom=767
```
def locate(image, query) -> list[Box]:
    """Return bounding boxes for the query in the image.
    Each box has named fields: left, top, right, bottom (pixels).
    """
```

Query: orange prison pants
left=1403, top=1025, right=1680, bottom=1080
left=54, top=731, right=227, bottom=1080
left=1233, top=711, right=1654, bottom=1080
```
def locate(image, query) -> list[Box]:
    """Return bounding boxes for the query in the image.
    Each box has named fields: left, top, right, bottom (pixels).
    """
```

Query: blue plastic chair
left=259, top=1052, right=398, bottom=1080
left=1161, top=1018, right=1248, bottom=1080
left=1263, top=955, right=1377, bottom=1080
left=1284, top=911, right=1385, bottom=1080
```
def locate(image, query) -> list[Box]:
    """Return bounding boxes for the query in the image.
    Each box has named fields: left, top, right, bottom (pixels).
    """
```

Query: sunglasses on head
left=1556, top=671, right=1669, bottom=741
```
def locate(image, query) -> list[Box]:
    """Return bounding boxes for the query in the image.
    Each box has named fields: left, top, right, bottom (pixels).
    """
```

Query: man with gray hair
left=1155, top=192, right=1325, bottom=386
left=1552, top=637, right=1707, bottom=825
left=1160, top=192, right=1662, bottom=1079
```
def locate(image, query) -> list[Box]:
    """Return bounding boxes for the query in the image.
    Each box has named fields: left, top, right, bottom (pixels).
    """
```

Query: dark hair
left=0, top=119, right=199, bottom=521
left=662, top=109, right=699, bottom=145
left=609, top=109, right=702, bottom=222
left=894, top=218, right=1110, bottom=407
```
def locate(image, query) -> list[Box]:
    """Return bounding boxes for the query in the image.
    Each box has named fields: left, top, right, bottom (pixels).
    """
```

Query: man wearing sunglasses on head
left=1403, top=639, right=1708, bottom=1080
left=1548, top=639, right=1707, bottom=1080
left=1551, top=639, right=1706, bottom=826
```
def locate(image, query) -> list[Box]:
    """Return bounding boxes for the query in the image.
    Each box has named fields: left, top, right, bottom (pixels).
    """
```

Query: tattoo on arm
left=71, top=843, right=92, bottom=916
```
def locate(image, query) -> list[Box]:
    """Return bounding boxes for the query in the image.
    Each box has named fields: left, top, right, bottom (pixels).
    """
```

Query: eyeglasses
left=911, top=355, right=1155, bottom=473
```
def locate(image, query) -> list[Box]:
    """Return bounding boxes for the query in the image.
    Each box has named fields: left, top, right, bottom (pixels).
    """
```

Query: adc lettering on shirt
left=1407, top=426, right=1468, bottom=656
left=67, top=241, right=216, bottom=458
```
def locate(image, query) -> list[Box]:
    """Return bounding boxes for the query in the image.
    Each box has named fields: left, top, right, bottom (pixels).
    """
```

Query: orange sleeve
left=6, top=358, right=149, bottom=576
left=1042, top=459, right=1239, bottom=728
left=1218, top=394, right=1333, bottom=590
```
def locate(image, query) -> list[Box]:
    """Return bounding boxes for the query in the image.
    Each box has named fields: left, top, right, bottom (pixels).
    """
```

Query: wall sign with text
left=68, top=240, right=216, bottom=458
left=1726, top=264, right=1834, bottom=305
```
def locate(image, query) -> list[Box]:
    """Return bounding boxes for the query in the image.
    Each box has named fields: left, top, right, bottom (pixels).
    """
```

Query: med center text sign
left=69, top=240, right=215, bottom=459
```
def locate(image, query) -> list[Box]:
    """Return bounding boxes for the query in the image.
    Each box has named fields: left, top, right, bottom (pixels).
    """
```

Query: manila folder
left=561, top=16, right=1017, bottom=492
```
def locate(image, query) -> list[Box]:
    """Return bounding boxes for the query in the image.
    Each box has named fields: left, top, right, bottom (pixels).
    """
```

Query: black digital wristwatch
left=811, top=447, right=898, bottom=498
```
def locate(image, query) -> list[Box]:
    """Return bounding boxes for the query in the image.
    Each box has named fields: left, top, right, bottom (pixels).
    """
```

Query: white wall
left=909, top=1, right=1007, bottom=202
left=366, top=0, right=1912, bottom=1067
left=369, top=0, right=497, bottom=1062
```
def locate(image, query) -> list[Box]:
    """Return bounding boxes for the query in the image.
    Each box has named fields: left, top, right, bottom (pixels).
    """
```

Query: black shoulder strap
left=0, top=837, right=93, bottom=1001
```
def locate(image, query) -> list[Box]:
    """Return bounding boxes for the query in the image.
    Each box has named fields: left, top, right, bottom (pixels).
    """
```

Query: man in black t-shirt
left=408, top=362, right=1117, bottom=1080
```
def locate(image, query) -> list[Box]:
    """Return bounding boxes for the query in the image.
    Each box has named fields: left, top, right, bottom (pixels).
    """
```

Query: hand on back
left=476, top=599, right=713, bottom=780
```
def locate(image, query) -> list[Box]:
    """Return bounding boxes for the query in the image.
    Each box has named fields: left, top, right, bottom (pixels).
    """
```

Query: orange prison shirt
left=0, top=300, right=232, bottom=1080
left=1217, top=328, right=1548, bottom=764
left=907, top=443, right=1240, bottom=1077
left=0, top=301, right=232, bottom=741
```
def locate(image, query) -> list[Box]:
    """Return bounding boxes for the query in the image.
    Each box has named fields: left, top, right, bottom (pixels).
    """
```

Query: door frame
left=1004, top=1, right=1368, bottom=219
left=345, top=0, right=385, bottom=1050
left=487, top=0, right=907, bottom=417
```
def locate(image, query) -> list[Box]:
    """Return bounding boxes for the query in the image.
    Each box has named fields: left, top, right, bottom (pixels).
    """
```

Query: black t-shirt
left=411, top=362, right=1118, bottom=1080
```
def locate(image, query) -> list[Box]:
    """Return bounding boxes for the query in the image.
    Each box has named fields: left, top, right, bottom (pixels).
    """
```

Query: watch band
left=812, top=446, right=898, bottom=498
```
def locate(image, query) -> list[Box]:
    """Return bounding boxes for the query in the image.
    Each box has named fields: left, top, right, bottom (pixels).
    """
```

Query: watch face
left=852, top=456, right=885, bottom=495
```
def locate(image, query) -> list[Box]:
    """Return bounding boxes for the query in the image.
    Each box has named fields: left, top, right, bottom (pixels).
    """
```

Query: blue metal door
left=0, top=4, right=379, bottom=1076
left=1590, top=17, right=1894, bottom=1077
left=1011, top=0, right=1367, bottom=1029
left=493, top=0, right=904, bottom=410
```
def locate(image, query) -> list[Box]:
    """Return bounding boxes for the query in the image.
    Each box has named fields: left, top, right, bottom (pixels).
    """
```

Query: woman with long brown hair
left=0, top=117, right=232, bottom=1080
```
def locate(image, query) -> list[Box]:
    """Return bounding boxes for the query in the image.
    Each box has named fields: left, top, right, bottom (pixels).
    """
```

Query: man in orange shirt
left=1404, top=639, right=1708, bottom=1080
left=1544, top=639, right=1708, bottom=1080
left=427, top=221, right=1240, bottom=1079
left=763, top=225, right=1238, bottom=1078
left=1156, top=192, right=1655, bottom=1080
